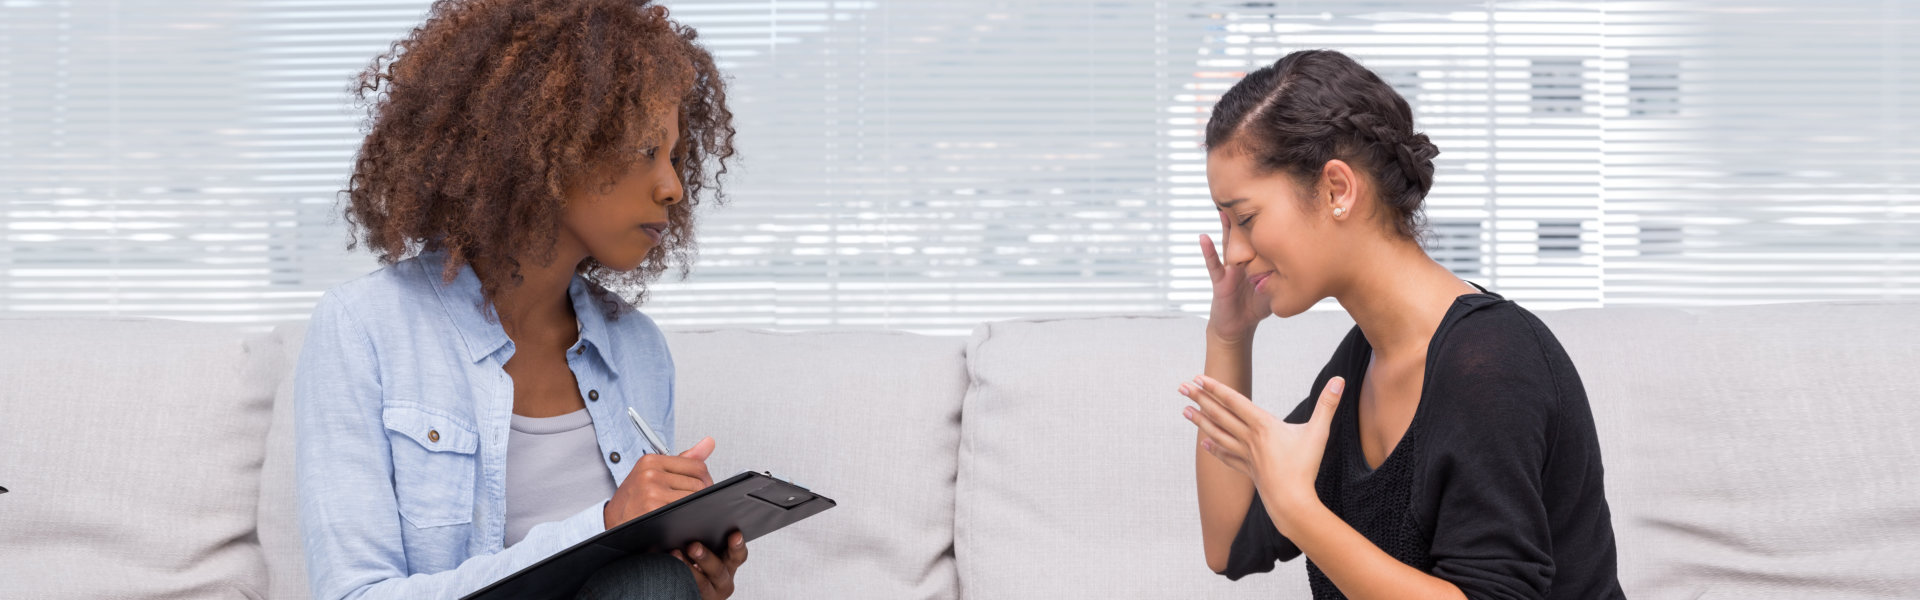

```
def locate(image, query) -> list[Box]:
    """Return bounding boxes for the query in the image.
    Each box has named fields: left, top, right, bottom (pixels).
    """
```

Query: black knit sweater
left=1221, top=289, right=1625, bottom=599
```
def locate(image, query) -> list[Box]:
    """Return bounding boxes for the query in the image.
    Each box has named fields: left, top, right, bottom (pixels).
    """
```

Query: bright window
left=3, top=1, right=1915, bottom=332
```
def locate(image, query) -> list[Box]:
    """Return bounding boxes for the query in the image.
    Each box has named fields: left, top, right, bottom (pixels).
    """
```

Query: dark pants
left=574, top=553, right=700, bottom=600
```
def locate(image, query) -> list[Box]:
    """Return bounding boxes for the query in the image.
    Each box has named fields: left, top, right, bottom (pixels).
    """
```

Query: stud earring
left=1333, top=207, right=1346, bottom=217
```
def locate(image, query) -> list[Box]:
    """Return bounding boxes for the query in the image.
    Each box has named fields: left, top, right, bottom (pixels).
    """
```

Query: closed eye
left=1235, top=212, right=1256, bottom=227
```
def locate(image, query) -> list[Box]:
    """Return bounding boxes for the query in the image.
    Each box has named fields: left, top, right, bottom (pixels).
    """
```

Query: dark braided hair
left=1205, top=49, right=1439, bottom=240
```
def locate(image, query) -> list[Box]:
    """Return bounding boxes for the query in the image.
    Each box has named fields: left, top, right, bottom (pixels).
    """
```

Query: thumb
left=1311, top=377, right=1345, bottom=426
left=678, top=436, right=716, bottom=461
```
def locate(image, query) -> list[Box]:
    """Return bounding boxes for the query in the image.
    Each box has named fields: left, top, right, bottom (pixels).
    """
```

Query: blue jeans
left=574, top=553, right=700, bottom=600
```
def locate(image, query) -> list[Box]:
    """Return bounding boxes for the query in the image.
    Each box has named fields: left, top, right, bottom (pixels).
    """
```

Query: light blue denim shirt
left=294, top=250, right=674, bottom=600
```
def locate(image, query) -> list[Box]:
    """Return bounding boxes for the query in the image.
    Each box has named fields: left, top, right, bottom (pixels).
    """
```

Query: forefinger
left=1200, top=233, right=1224, bottom=279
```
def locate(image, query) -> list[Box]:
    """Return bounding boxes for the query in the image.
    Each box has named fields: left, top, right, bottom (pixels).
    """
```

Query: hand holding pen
left=613, top=407, right=746, bottom=600
left=604, top=409, right=715, bottom=530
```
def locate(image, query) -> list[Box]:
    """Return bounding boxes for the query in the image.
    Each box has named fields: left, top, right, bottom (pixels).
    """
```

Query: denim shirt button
left=588, top=389, right=599, bottom=401
left=427, top=429, right=440, bottom=443
left=609, top=451, right=621, bottom=464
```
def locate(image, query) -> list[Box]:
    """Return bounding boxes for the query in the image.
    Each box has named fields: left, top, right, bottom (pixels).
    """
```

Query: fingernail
left=1201, top=439, right=1214, bottom=452
left=1328, top=377, right=1345, bottom=395
left=1183, top=407, right=1195, bottom=420
left=1178, top=384, right=1191, bottom=396
left=691, top=546, right=704, bottom=559
left=734, top=537, right=745, bottom=549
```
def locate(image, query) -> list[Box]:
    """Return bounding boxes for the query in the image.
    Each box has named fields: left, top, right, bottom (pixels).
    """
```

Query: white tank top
left=502, top=408, right=617, bottom=547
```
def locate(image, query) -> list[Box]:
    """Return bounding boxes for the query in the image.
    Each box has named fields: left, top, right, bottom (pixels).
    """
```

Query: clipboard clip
left=747, top=478, right=816, bottom=509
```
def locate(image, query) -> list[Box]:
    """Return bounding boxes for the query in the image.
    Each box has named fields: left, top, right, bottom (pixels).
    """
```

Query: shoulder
left=1429, top=298, right=1567, bottom=395
left=1434, top=299, right=1556, bottom=363
left=314, top=255, right=436, bottom=317
left=1423, top=298, right=1569, bottom=446
left=305, top=255, right=452, bottom=351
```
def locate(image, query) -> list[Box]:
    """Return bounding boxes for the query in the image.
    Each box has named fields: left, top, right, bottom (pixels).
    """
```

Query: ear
left=1320, top=159, right=1360, bottom=221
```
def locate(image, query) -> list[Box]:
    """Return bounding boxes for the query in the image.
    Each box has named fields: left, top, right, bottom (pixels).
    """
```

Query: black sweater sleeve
left=1418, top=307, right=1562, bottom=599
left=1220, top=488, right=1301, bottom=580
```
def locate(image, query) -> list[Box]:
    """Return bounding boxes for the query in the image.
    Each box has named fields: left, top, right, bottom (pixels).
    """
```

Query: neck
left=487, top=238, right=589, bottom=340
left=1331, top=239, right=1473, bottom=359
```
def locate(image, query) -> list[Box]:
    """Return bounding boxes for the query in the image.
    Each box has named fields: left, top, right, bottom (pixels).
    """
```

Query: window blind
left=3, top=0, right=1914, bottom=332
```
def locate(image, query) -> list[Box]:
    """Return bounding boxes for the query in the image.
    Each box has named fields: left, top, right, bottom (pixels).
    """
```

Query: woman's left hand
left=672, top=531, right=748, bottom=600
left=1180, top=374, right=1345, bottom=532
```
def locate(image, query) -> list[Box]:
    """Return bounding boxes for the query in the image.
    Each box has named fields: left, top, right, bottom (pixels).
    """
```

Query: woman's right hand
left=1200, top=211, right=1271, bottom=345
left=603, top=436, right=717, bottom=529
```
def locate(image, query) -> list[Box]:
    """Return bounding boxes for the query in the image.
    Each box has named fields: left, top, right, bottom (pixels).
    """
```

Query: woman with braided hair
left=1180, top=50, right=1625, bottom=598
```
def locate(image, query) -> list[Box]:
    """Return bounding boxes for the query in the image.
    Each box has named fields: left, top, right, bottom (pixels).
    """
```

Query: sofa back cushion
left=0, top=317, right=281, bottom=599
left=956, top=302, right=1920, bottom=599
left=955, top=313, right=1349, bottom=599
left=1539, top=302, right=1920, bottom=599
left=667, top=328, right=968, bottom=600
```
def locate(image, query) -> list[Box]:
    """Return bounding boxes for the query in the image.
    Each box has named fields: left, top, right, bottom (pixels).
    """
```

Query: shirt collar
left=423, top=250, right=622, bottom=377
left=568, top=274, right=623, bottom=378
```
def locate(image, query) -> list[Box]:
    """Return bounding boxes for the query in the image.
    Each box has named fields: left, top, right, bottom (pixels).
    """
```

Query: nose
left=655, top=164, right=685, bottom=208
left=1222, top=222, right=1255, bottom=267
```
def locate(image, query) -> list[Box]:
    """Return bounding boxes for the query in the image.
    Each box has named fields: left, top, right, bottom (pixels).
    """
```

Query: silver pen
left=627, top=406, right=672, bottom=456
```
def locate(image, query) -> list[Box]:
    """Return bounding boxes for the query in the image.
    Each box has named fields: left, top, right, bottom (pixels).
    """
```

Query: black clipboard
left=462, top=471, right=835, bottom=600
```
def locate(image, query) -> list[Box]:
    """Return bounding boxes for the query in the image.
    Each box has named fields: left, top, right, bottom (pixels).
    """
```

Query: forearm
left=1273, top=499, right=1465, bottom=600
left=1196, top=333, right=1258, bottom=572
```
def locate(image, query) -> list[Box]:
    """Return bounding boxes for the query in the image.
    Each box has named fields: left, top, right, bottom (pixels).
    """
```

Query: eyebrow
left=1215, top=198, right=1247, bottom=209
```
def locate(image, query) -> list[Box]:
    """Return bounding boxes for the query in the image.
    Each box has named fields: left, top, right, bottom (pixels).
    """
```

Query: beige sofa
left=3, top=302, right=1917, bottom=599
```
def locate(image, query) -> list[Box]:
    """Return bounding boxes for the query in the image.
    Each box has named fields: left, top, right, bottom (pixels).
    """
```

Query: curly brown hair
left=344, top=0, right=734, bottom=315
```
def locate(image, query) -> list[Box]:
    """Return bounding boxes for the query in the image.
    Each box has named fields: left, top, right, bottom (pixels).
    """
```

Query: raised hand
left=1180, top=374, right=1344, bottom=534
left=1200, top=211, right=1272, bottom=345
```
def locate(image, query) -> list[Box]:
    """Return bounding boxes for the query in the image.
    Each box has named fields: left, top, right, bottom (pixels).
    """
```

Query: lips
left=1248, top=271, right=1273, bottom=292
left=639, top=222, right=667, bottom=243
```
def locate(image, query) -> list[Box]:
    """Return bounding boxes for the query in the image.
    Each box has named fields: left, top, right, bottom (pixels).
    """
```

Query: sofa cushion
left=956, top=313, right=1354, bottom=599
left=1539, top=302, right=1920, bottom=599
left=665, top=328, right=968, bottom=600
left=957, top=302, right=1920, bottom=599
left=0, top=317, right=280, bottom=599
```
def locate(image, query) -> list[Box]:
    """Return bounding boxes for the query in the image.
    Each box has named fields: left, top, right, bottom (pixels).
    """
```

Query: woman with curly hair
left=1180, top=50, right=1624, bottom=598
left=294, top=1, right=739, bottom=598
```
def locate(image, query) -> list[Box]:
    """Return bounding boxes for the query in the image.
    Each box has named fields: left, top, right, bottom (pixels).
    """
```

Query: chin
left=592, top=241, right=657, bottom=273
left=1266, top=291, right=1320, bottom=319
left=592, top=252, right=646, bottom=273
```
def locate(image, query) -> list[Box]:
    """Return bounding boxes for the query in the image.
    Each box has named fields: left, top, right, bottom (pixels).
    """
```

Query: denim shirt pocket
left=381, top=403, right=479, bottom=529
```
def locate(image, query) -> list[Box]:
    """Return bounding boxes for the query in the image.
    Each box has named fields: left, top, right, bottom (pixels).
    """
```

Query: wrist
left=1205, top=324, right=1256, bottom=348
left=1261, top=484, right=1327, bottom=539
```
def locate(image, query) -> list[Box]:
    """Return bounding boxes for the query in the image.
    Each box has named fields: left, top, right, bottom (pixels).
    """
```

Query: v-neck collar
left=1342, top=282, right=1505, bottom=477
